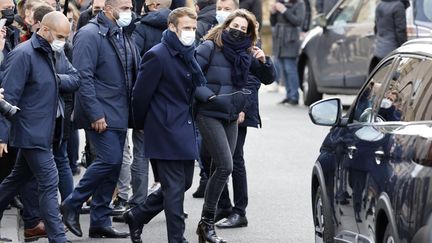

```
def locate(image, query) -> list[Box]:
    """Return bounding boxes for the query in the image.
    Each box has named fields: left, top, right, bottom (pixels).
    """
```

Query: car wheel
left=383, top=223, right=396, bottom=243
left=314, top=185, right=334, bottom=243
left=302, top=61, right=322, bottom=106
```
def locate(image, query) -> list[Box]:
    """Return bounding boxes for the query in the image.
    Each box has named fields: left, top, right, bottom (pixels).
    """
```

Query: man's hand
left=0, top=143, right=8, bottom=157
left=275, top=2, right=288, bottom=13
left=252, top=46, right=266, bottom=63
left=91, top=118, right=108, bottom=133
left=237, top=112, right=245, bottom=124
left=270, top=3, right=277, bottom=14
left=0, top=88, right=4, bottom=100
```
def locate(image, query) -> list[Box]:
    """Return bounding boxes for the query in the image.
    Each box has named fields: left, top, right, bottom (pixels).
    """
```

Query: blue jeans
left=64, top=129, right=126, bottom=228
left=129, top=130, right=149, bottom=207
left=279, top=57, right=300, bottom=101
left=53, top=140, right=74, bottom=201
left=196, top=114, right=237, bottom=215
left=0, top=148, right=67, bottom=243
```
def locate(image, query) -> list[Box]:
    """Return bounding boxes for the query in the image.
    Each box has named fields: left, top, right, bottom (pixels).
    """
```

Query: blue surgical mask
left=216, top=10, right=230, bottom=24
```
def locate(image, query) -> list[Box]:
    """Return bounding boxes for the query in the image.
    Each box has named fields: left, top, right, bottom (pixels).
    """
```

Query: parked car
left=308, top=38, right=432, bottom=243
left=298, top=0, right=432, bottom=106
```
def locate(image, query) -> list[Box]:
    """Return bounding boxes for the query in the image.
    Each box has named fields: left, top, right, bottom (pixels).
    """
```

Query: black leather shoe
left=215, top=213, right=248, bottom=228
left=60, top=203, right=82, bottom=237
left=123, top=210, right=144, bottom=243
left=88, top=226, right=129, bottom=238
left=214, top=207, right=232, bottom=222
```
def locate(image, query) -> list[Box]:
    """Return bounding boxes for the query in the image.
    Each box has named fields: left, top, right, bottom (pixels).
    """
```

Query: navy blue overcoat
left=132, top=42, right=199, bottom=161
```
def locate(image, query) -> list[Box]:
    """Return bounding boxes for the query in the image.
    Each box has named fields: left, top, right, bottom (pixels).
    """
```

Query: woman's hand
left=0, top=27, right=6, bottom=52
left=252, top=46, right=266, bottom=63
left=237, top=112, right=245, bottom=124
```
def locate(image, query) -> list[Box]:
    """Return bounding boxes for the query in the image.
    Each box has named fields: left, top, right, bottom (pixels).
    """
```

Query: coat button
left=187, top=73, right=191, bottom=77
left=187, top=120, right=192, bottom=124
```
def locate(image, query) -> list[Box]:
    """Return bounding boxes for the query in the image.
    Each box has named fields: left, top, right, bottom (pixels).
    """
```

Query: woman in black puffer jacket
left=194, top=9, right=269, bottom=243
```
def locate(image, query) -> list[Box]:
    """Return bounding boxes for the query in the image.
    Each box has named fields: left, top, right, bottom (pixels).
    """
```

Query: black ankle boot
left=196, top=213, right=227, bottom=243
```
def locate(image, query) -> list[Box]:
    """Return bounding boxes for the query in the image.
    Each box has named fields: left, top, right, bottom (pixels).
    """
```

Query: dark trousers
left=131, top=159, right=194, bottom=243
left=67, top=129, right=80, bottom=173
left=64, top=129, right=126, bottom=228
left=53, top=140, right=73, bottom=201
left=196, top=114, right=237, bottom=215
left=219, top=126, right=248, bottom=216
left=0, top=148, right=67, bottom=243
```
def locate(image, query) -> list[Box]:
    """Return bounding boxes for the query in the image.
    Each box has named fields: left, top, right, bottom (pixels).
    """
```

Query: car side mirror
left=315, top=14, right=327, bottom=29
left=309, top=98, right=342, bottom=126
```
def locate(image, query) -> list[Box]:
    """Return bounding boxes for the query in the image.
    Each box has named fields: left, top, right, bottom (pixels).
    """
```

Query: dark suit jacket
left=72, top=13, right=140, bottom=130
left=132, top=42, right=198, bottom=160
left=0, top=34, right=79, bottom=149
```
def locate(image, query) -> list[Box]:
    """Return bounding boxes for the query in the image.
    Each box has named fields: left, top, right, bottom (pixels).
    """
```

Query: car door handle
left=375, top=150, right=385, bottom=165
left=336, top=39, right=345, bottom=45
left=347, top=146, right=357, bottom=159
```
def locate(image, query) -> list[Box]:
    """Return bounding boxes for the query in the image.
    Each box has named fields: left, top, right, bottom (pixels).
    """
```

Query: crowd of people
left=0, top=0, right=410, bottom=242
left=0, top=0, right=276, bottom=242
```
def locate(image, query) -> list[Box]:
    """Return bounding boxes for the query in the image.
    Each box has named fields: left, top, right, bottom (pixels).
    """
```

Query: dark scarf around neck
left=161, top=30, right=207, bottom=87
left=221, top=30, right=252, bottom=88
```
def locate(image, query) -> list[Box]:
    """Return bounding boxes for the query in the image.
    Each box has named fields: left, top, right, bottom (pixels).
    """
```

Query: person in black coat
left=133, top=0, right=171, bottom=56
left=195, top=0, right=217, bottom=44
left=215, top=40, right=276, bottom=228
left=76, top=0, right=106, bottom=30
left=239, top=0, right=262, bottom=29
left=0, top=12, right=79, bottom=243
left=124, top=7, right=200, bottom=243
left=194, top=9, right=269, bottom=242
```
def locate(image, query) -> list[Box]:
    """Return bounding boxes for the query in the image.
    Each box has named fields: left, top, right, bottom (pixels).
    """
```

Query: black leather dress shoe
left=123, top=210, right=144, bottom=243
left=60, top=203, right=82, bottom=237
left=88, top=226, right=129, bottom=238
left=215, top=213, right=248, bottom=228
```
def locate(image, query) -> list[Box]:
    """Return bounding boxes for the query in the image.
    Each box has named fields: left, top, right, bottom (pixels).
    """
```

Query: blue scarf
left=221, top=30, right=253, bottom=88
left=161, top=30, right=207, bottom=87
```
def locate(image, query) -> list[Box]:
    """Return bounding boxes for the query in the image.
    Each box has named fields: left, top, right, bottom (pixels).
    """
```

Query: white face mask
left=179, top=30, right=195, bottom=46
left=216, top=10, right=231, bottom=24
left=380, top=98, right=393, bottom=109
left=51, top=39, right=66, bottom=52
left=116, top=11, right=132, bottom=27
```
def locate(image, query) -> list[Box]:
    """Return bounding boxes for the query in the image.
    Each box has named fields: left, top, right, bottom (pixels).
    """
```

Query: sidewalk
left=0, top=208, right=20, bottom=243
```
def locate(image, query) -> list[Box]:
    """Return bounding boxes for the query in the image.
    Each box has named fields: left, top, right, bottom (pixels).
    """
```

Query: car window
left=415, top=0, right=432, bottom=23
left=374, top=57, right=424, bottom=122
left=353, top=61, right=393, bottom=123
left=356, top=0, right=378, bottom=23
left=332, top=0, right=363, bottom=25
left=390, top=58, right=432, bottom=121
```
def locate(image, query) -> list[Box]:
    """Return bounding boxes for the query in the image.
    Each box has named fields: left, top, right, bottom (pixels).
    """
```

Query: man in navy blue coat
left=0, top=12, right=79, bottom=243
left=60, top=0, right=140, bottom=239
left=124, top=7, right=200, bottom=243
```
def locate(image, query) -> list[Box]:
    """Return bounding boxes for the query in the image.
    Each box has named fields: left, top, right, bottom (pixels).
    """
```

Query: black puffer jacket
left=133, top=8, right=170, bottom=57
left=195, top=40, right=273, bottom=122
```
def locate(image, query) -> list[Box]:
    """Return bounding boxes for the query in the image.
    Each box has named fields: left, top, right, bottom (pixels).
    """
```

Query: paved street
left=39, top=88, right=331, bottom=243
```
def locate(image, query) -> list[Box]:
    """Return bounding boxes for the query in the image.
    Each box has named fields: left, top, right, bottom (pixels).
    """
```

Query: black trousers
left=218, top=126, right=248, bottom=216
left=131, top=159, right=194, bottom=243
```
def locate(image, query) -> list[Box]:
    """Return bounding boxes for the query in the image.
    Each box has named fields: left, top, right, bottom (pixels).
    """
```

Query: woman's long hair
left=204, top=9, right=258, bottom=49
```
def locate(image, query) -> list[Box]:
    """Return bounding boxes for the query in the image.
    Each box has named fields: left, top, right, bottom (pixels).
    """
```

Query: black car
left=308, top=38, right=432, bottom=243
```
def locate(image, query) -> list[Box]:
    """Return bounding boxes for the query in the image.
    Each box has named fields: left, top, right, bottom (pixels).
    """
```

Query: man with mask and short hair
left=124, top=7, right=200, bottom=243
left=194, top=0, right=217, bottom=44
left=214, top=0, right=237, bottom=24
left=60, top=0, right=140, bottom=239
left=0, top=11, right=79, bottom=243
